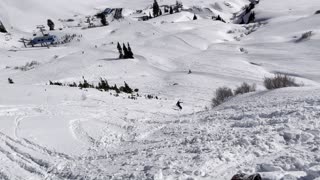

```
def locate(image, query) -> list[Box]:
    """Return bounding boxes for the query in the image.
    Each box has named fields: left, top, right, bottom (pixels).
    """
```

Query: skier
left=176, top=100, right=183, bottom=110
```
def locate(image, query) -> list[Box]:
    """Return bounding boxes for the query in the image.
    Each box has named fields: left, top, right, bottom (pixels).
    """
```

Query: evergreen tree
left=123, top=81, right=133, bottom=93
left=113, top=84, right=120, bottom=94
left=47, top=19, right=55, bottom=31
left=0, top=21, right=7, bottom=33
left=127, top=43, right=134, bottom=59
left=153, top=0, right=160, bottom=17
left=169, top=6, right=174, bottom=14
left=122, top=43, right=129, bottom=59
left=97, top=78, right=110, bottom=91
left=193, top=14, right=197, bottom=20
left=216, top=15, right=226, bottom=23
left=245, top=6, right=251, bottom=14
left=100, top=14, right=108, bottom=26
left=117, top=42, right=124, bottom=59
left=248, top=11, right=255, bottom=23
left=239, top=18, right=245, bottom=24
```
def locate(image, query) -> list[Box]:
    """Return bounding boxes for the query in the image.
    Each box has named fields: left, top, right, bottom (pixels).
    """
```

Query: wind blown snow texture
left=0, top=0, right=320, bottom=179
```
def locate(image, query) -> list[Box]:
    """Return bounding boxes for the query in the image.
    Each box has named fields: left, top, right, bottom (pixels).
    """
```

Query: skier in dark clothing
left=176, top=101, right=183, bottom=110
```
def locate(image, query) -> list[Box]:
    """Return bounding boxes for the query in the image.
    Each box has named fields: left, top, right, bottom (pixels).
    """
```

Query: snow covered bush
left=264, top=74, right=299, bottom=90
left=234, top=82, right=256, bottom=95
left=212, top=87, right=234, bottom=107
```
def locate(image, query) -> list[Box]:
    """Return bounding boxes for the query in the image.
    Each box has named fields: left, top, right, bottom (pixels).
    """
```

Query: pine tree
left=100, top=14, right=108, bottom=26
left=153, top=0, right=160, bottom=17
left=117, top=42, right=124, bottom=59
left=47, top=19, right=55, bottom=31
left=216, top=15, right=226, bottom=23
left=248, top=11, right=255, bottom=23
left=0, top=21, right=7, bottom=33
left=193, top=14, right=197, bottom=20
left=127, top=43, right=134, bottom=59
left=122, top=43, right=129, bottom=59
left=97, top=78, right=110, bottom=91
left=239, top=18, right=245, bottom=24
left=113, top=84, right=120, bottom=94
left=123, top=81, right=133, bottom=93
left=169, top=6, right=174, bottom=14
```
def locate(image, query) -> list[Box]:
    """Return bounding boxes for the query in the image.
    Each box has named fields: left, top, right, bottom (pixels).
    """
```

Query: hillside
left=0, top=0, right=320, bottom=179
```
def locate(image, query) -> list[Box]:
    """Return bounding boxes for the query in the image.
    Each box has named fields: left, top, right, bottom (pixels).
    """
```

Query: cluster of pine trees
left=239, top=2, right=256, bottom=24
left=151, top=0, right=183, bottom=18
left=117, top=42, right=134, bottom=59
left=49, top=78, right=137, bottom=94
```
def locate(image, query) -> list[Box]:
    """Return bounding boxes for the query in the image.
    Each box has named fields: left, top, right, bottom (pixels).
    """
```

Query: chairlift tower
left=36, top=25, right=46, bottom=36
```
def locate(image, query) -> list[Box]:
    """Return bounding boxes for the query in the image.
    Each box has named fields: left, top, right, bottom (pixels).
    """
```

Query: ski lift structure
left=19, top=25, right=58, bottom=48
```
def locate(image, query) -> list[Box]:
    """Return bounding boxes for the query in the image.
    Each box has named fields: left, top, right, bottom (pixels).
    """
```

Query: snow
left=1, top=0, right=320, bottom=179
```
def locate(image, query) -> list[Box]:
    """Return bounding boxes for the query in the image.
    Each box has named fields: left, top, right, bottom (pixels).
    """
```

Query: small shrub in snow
left=315, top=10, right=320, bottom=14
left=295, top=31, right=313, bottom=43
left=264, top=74, right=299, bottom=90
left=212, top=87, right=234, bottom=107
left=8, top=78, right=14, bottom=84
left=234, top=82, right=256, bottom=95
left=14, top=61, right=40, bottom=71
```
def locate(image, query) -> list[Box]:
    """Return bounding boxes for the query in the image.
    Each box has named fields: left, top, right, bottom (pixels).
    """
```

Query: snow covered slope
left=0, top=0, right=320, bottom=179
